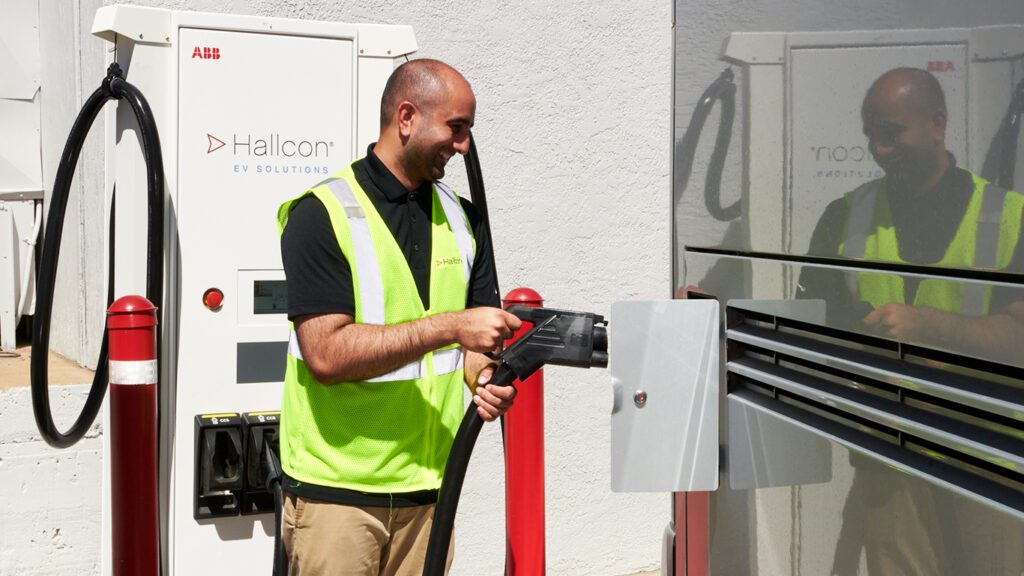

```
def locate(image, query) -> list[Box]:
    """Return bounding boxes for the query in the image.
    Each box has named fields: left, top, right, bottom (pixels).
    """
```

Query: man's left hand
left=471, top=364, right=517, bottom=422
left=863, top=303, right=954, bottom=342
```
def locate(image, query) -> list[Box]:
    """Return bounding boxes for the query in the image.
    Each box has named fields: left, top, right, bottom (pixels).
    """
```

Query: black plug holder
left=194, top=413, right=243, bottom=519
left=242, top=411, right=281, bottom=515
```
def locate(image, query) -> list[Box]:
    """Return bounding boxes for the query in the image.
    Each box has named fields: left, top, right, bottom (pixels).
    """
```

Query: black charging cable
left=31, top=62, right=164, bottom=448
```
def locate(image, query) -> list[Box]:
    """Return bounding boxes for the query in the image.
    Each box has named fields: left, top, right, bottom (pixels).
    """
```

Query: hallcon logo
left=435, top=256, right=463, bottom=268
left=808, top=144, right=882, bottom=181
left=205, top=132, right=333, bottom=176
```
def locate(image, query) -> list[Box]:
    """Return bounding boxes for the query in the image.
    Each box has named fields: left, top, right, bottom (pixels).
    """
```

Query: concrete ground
left=0, top=343, right=95, bottom=389
left=0, top=348, right=662, bottom=575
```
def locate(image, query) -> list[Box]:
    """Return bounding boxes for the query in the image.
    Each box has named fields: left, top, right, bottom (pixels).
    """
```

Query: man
left=277, top=59, right=522, bottom=575
left=798, top=68, right=1024, bottom=576
left=801, top=67, right=1024, bottom=361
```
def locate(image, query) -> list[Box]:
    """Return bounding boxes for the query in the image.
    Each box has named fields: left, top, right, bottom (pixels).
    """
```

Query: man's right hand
left=453, top=308, right=522, bottom=352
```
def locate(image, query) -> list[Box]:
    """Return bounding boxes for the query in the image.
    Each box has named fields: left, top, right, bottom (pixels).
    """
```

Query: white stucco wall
left=0, top=385, right=103, bottom=576
left=7, top=0, right=672, bottom=575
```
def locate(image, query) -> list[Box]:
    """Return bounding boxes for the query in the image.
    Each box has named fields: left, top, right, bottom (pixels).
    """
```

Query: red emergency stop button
left=203, top=288, right=224, bottom=311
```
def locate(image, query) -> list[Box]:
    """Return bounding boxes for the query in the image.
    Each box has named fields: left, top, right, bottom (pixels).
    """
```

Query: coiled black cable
left=31, top=62, right=164, bottom=448
left=674, top=67, right=737, bottom=223
left=997, top=78, right=1024, bottom=190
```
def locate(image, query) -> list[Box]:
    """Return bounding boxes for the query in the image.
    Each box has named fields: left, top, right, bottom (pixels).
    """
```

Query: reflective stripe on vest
left=435, top=181, right=475, bottom=285
left=842, top=174, right=1010, bottom=315
left=322, top=177, right=386, bottom=325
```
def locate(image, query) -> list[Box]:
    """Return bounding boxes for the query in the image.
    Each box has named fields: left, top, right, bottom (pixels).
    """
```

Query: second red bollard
left=107, top=296, right=159, bottom=576
left=503, top=287, right=545, bottom=576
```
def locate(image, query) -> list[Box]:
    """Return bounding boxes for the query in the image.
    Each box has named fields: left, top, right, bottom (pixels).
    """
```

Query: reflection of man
left=801, top=67, right=1024, bottom=360
left=277, top=59, right=521, bottom=575
left=800, top=68, right=1024, bottom=576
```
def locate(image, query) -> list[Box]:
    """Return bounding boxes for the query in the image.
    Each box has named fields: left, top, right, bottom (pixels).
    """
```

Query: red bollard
left=107, top=296, right=159, bottom=576
left=503, top=287, right=545, bottom=576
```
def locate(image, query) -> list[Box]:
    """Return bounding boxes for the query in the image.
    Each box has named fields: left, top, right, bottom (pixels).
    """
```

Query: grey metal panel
left=725, top=387, right=1024, bottom=575
left=689, top=251, right=1024, bottom=370
left=729, top=358, right=1024, bottom=474
left=236, top=341, right=287, bottom=384
left=728, top=392, right=832, bottom=490
left=610, top=300, right=720, bottom=492
left=727, top=323, right=1024, bottom=422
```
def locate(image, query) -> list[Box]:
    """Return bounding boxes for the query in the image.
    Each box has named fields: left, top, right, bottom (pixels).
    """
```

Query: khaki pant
left=283, top=493, right=454, bottom=576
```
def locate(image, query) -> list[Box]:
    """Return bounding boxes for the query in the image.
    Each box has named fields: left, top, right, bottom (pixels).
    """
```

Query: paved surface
left=0, top=343, right=95, bottom=389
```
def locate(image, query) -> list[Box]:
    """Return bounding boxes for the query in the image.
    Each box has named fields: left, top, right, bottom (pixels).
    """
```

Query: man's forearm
left=296, top=306, right=519, bottom=385
left=299, top=313, right=458, bottom=384
left=946, top=311, right=1024, bottom=363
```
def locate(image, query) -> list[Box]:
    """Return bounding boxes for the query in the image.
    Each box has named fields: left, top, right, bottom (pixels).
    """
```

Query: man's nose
left=453, top=134, right=470, bottom=155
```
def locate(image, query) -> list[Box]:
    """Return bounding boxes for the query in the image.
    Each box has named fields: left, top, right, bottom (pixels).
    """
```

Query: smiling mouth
left=875, top=155, right=903, bottom=172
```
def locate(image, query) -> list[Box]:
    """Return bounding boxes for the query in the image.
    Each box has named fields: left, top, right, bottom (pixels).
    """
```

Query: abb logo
left=192, top=46, right=221, bottom=60
left=927, top=60, right=955, bottom=73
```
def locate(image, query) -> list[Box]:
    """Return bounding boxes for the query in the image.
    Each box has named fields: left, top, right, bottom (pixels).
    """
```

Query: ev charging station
left=85, top=6, right=415, bottom=574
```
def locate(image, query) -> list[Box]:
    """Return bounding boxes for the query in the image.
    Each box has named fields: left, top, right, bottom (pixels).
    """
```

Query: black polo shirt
left=278, top=144, right=500, bottom=506
left=282, top=144, right=500, bottom=320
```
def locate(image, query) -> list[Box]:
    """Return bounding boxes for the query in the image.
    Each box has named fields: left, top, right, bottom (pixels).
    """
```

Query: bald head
left=379, top=59, right=471, bottom=129
left=861, top=68, right=950, bottom=190
left=863, top=67, right=946, bottom=121
left=373, top=59, right=476, bottom=189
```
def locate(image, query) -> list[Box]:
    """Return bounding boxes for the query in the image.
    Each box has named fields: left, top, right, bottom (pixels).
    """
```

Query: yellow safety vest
left=839, top=172, right=1023, bottom=315
left=276, top=166, right=476, bottom=492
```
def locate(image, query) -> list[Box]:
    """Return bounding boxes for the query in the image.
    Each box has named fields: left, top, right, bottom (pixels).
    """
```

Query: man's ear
left=396, top=101, right=417, bottom=139
left=931, top=107, right=948, bottom=138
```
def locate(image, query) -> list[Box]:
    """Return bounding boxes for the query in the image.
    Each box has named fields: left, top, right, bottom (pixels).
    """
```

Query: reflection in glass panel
left=672, top=3, right=1024, bottom=570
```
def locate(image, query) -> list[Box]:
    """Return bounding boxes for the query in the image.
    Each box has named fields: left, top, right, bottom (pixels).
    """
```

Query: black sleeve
left=797, top=198, right=849, bottom=301
left=989, top=209, right=1024, bottom=313
left=797, top=198, right=874, bottom=328
left=805, top=197, right=848, bottom=258
left=459, top=197, right=501, bottom=308
left=280, top=195, right=355, bottom=320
